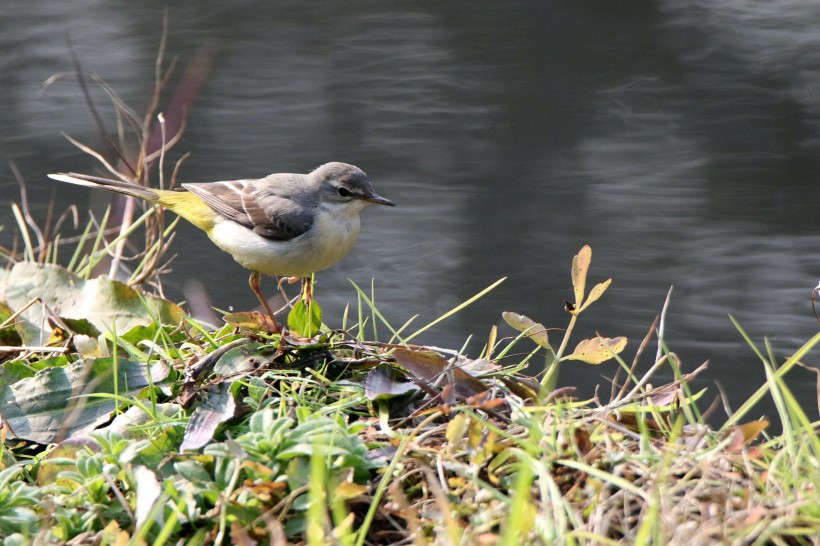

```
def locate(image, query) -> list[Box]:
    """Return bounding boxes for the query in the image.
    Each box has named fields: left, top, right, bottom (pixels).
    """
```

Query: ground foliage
left=0, top=252, right=818, bottom=545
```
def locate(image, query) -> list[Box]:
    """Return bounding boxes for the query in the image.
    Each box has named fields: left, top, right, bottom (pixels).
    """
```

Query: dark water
left=2, top=1, right=819, bottom=424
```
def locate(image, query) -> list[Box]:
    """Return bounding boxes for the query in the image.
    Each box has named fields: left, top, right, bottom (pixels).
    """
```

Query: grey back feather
left=182, top=174, right=315, bottom=241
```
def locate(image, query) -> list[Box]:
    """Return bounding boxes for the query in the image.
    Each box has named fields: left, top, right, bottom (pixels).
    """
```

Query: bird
left=48, top=162, right=395, bottom=331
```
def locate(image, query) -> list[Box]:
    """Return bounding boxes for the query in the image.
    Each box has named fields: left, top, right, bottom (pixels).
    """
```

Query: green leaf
left=0, top=262, right=185, bottom=345
left=365, top=363, right=419, bottom=400
left=59, top=317, right=103, bottom=338
left=173, top=460, right=213, bottom=485
left=181, top=382, right=237, bottom=452
left=37, top=436, right=101, bottom=486
left=0, top=301, right=23, bottom=346
left=0, top=356, right=171, bottom=444
left=119, top=322, right=186, bottom=347
left=212, top=341, right=276, bottom=376
left=287, top=299, right=322, bottom=337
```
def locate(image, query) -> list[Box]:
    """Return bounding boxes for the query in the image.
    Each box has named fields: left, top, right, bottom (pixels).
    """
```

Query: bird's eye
left=337, top=187, right=353, bottom=198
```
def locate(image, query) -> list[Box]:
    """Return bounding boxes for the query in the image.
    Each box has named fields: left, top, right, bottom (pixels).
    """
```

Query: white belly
left=207, top=211, right=361, bottom=277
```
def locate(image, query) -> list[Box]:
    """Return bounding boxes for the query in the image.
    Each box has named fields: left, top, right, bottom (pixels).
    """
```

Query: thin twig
left=61, top=133, right=129, bottom=182
left=0, top=346, right=69, bottom=354
left=9, top=161, right=46, bottom=257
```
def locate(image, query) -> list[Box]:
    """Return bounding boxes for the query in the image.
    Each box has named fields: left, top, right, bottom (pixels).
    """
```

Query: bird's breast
left=206, top=209, right=361, bottom=277
left=308, top=206, right=362, bottom=265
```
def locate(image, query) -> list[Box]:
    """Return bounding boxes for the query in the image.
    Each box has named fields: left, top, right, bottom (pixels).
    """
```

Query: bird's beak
left=365, top=193, right=395, bottom=206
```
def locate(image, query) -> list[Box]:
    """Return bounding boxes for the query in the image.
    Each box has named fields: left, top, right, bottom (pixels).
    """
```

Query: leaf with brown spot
left=565, top=336, right=627, bottom=364
left=578, top=278, right=612, bottom=312
left=571, top=245, right=592, bottom=310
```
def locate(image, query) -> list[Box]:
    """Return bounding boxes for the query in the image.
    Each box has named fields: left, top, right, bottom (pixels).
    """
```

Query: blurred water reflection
left=2, top=1, right=819, bottom=421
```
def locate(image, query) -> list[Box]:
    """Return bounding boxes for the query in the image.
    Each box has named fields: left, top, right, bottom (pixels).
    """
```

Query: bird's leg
left=301, top=276, right=313, bottom=303
left=249, top=271, right=283, bottom=332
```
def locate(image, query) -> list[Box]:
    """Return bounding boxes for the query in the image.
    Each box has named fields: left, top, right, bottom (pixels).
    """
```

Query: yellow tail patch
left=156, top=191, right=217, bottom=231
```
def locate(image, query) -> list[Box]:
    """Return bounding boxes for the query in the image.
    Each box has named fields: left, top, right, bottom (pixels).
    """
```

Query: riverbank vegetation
left=1, top=232, right=817, bottom=544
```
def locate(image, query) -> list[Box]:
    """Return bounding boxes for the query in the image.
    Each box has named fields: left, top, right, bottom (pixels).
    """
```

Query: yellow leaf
left=486, top=324, right=498, bottom=359
left=726, top=420, right=769, bottom=450
left=502, top=311, right=550, bottom=348
left=468, top=416, right=484, bottom=450
left=100, top=521, right=131, bottom=546
left=565, top=336, right=627, bottom=364
left=241, top=460, right=275, bottom=477
left=571, top=245, right=592, bottom=310
left=579, top=278, right=612, bottom=312
left=333, top=481, right=368, bottom=501
left=446, top=413, right=468, bottom=445
left=448, top=476, right=468, bottom=488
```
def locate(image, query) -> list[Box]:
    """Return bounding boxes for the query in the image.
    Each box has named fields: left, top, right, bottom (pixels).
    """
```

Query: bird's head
left=312, top=162, right=395, bottom=212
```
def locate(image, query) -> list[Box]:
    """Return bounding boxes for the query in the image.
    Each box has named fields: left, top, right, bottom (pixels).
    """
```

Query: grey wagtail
left=48, top=162, right=394, bottom=331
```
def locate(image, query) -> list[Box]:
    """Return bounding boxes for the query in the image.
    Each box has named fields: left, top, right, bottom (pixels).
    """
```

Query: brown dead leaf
left=645, top=384, right=680, bottom=407
left=230, top=521, right=259, bottom=546
left=611, top=413, right=663, bottom=434
left=742, top=504, right=767, bottom=526
left=477, top=533, right=500, bottom=545
left=501, top=375, right=541, bottom=401
left=240, top=478, right=286, bottom=503
left=392, top=348, right=487, bottom=398
left=223, top=311, right=279, bottom=332
left=465, top=391, right=506, bottom=411
left=573, top=428, right=593, bottom=456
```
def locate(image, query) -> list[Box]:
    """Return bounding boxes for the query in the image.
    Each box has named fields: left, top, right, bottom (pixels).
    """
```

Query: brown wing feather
left=182, top=180, right=313, bottom=241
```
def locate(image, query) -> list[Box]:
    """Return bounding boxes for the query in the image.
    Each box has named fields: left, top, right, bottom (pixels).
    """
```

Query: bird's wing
left=182, top=178, right=313, bottom=241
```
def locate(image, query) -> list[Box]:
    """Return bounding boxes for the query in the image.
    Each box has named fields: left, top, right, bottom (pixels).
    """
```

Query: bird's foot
left=301, top=277, right=313, bottom=303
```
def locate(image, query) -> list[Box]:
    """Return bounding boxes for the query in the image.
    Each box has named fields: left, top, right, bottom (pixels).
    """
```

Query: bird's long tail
left=48, top=173, right=159, bottom=202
